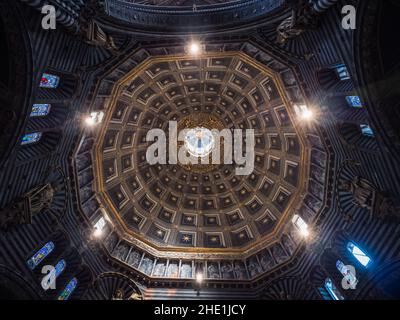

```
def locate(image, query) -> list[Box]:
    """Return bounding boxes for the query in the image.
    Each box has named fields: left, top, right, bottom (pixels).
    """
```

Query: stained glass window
left=21, top=132, right=42, bottom=145
left=41, top=259, right=66, bottom=291
left=318, top=287, right=332, bottom=300
left=27, top=242, right=55, bottom=270
left=54, top=259, right=66, bottom=276
left=347, top=242, right=371, bottom=267
left=336, top=260, right=358, bottom=289
left=360, top=124, right=374, bottom=137
left=346, top=96, right=363, bottom=108
left=40, top=73, right=60, bottom=88
left=30, top=104, right=51, bottom=117
left=58, top=277, right=78, bottom=300
left=324, top=278, right=345, bottom=300
left=333, top=64, right=351, bottom=81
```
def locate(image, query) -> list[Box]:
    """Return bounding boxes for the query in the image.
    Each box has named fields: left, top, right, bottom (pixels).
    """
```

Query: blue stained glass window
left=21, top=132, right=42, bottom=145
left=318, top=287, right=332, bottom=300
left=346, top=96, right=363, bottom=108
left=360, top=124, right=375, bottom=137
left=40, top=73, right=60, bottom=89
left=27, top=241, right=55, bottom=270
left=54, top=259, right=66, bottom=277
left=324, top=278, right=345, bottom=301
left=30, top=104, right=51, bottom=117
left=347, top=242, right=372, bottom=267
left=42, top=259, right=66, bottom=291
left=333, top=64, right=351, bottom=81
left=58, top=277, right=78, bottom=301
left=336, top=260, right=358, bottom=289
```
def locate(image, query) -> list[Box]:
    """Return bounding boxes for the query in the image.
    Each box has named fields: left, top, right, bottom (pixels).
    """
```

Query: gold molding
left=92, top=51, right=310, bottom=259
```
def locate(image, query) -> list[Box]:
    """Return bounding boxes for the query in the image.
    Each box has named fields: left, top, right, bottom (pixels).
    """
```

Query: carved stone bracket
left=276, top=0, right=339, bottom=44
left=336, top=160, right=400, bottom=223
left=0, top=183, right=57, bottom=231
left=78, top=0, right=118, bottom=52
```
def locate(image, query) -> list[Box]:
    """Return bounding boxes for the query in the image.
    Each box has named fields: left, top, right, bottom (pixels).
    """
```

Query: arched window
left=324, top=278, right=344, bottom=300
left=360, top=124, right=375, bottom=138
left=21, top=132, right=42, bottom=145
left=346, top=96, right=363, bottom=108
left=317, top=63, right=353, bottom=92
left=93, top=216, right=107, bottom=237
left=30, top=104, right=51, bottom=117
left=292, top=214, right=309, bottom=237
left=57, top=277, right=78, bottom=300
left=27, top=241, right=55, bottom=270
left=40, top=73, right=60, bottom=89
left=347, top=242, right=372, bottom=267
left=333, top=63, right=351, bottom=81
left=336, top=260, right=358, bottom=289
left=41, top=259, right=66, bottom=291
left=85, top=111, right=105, bottom=126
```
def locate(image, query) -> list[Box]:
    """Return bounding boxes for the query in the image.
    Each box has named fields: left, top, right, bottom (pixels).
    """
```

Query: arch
left=0, top=0, right=33, bottom=168
left=317, top=63, right=354, bottom=93
left=36, top=69, right=78, bottom=101
left=320, top=248, right=355, bottom=297
left=35, top=247, right=85, bottom=300
left=323, top=94, right=368, bottom=122
left=16, top=130, right=63, bottom=163
left=309, top=265, right=344, bottom=300
left=57, top=265, right=93, bottom=300
left=25, top=230, right=94, bottom=300
left=102, top=0, right=286, bottom=33
left=0, top=16, right=10, bottom=87
left=26, top=102, right=70, bottom=132
left=26, top=241, right=55, bottom=270
left=91, top=272, right=143, bottom=300
left=354, top=0, right=400, bottom=161
left=323, top=278, right=344, bottom=300
left=331, top=230, right=373, bottom=272
left=27, top=230, right=70, bottom=274
left=261, top=276, right=311, bottom=300
left=41, top=259, right=67, bottom=291
left=0, top=264, right=41, bottom=300
left=353, top=259, right=400, bottom=300
left=337, top=122, right=379, bottom=152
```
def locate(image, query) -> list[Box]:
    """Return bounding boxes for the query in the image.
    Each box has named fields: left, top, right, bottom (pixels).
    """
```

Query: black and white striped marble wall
left=0, top=0, right=125, bottom=299
left=255, top=0, right=400, bottom=299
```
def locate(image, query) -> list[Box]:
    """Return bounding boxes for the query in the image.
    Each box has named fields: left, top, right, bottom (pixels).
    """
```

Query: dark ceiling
left=124, top=0, right=241, bottom=6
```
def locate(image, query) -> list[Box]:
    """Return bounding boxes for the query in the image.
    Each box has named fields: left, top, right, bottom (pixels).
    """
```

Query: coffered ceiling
left=75, top=41, right=329, bottom=282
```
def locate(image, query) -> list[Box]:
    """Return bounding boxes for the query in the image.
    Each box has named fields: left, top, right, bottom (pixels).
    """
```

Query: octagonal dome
left=75, top=42, right=329, bottom=282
